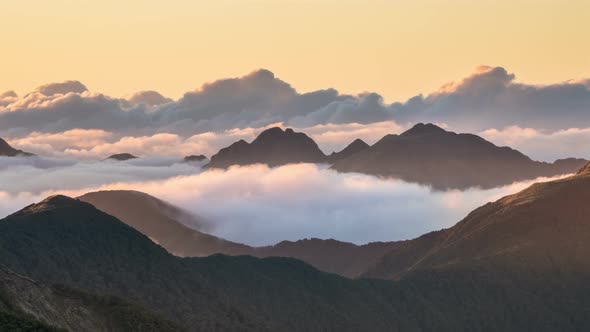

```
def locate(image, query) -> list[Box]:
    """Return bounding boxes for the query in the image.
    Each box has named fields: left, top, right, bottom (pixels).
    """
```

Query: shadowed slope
left=2, top=193, right=590, bottom=330
left=0, top=265, right=182, bottom=332
left=0, top=137, right=34, bottom=157
left=365, top=162, right=590, bottom=279
left=78, top=190, right=249, bottom=257
left=79, top=190, right=399, bottom=277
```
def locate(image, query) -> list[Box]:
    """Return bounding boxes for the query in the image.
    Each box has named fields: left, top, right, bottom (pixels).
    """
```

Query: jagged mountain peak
left=401, top=123, right=447, bottom=137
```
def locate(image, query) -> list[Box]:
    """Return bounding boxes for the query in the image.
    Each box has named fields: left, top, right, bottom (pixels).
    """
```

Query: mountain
left=78, top=190, right=249, bottom=257
left=364, top=162, right=590, bottom=280
left=331, top=123, right=588, bottom=189
left=0, top=137, right=34, bottom=157
left=0, top=265, right=182, bottom=332
left=2, top=192, right=590, bottom=330
left=104, top=153, right=138, bottom=161
left=206, top=127, right=327, bottom=168
left=183, top=155, right=207, bottom=162
left=253, top=238, right=400, bottom=278
left=79, top=190, right=399, bottom=277
left=327, top=138, right=369, bottom=163
left=0, top=196, right=590, bottom=331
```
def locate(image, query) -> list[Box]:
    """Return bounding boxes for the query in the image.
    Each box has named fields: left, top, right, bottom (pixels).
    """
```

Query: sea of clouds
left=0, top=157, right=568, bottom=246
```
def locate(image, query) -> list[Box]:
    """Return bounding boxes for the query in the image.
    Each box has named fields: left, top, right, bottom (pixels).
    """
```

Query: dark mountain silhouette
left=253, top=238, right=400, bottom=277
left=206, top=127, right=327, bottom=168
left=2, top=189, right=590, bottom=330
left=104, top=153, right=138, bottom=161
left=0, top=137, right=34, bottom=157
left=331, top=123, right=588, bottom=189
left=78, top=190, right=249, bottom=257
left=327, top=138, right=369, bottom=163
left=0, top=265, right=182, bottom=332
left=79, top=190, right=399, bottom=277
left=364, top=162, right=590, bottom=280
left=183, top=155, right=207, bottom=162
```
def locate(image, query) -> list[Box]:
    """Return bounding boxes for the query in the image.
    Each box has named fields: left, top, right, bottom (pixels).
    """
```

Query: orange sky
left=0, top=0, right=588, bottom=101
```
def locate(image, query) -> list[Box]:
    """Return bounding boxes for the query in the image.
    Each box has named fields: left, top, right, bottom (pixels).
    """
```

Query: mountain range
left=79, top=190, right=399, bottom=277
left=206, top=127, right=326, bottom=168
left=3, top=124, right=587, bottom=190
left=206, top=124, right=588, bottom=189
left=330, top=123, right=587, bottom=189
left=3, top=162, right=590, bottom=330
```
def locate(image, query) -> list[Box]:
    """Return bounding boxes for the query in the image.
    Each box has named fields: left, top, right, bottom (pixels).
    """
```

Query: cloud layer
left=2, top=66, right=589, bottom=139
left=1, top=66, right=589, bottom=162
left=6, top=121, right=403, bottom=160
left=0, top=158, right=567, bottom=246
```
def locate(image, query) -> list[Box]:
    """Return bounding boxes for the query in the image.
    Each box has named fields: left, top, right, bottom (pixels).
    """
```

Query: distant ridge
left=331, top=123, right=588, bottom=189
left=79, top=190, right=397, bottom=277
left=183, top=155, right=207, bottom=162
left=103, top=153, right=138, bottom=161
left=364, top=161, right=590, bottom=279
left=203, top=123, right=587, bottom=189
left=78, top=190, right=249, bottom=257
left=3, top=174, right=590, bottom=330
left=0, top=137, right=34, bottom=157
left=206, top=127, right=327, bottom=168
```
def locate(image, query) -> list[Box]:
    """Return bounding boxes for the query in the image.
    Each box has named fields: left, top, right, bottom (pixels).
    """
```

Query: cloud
left=288, top=93, right=393, bottom=127
left=393, top=66, right=590, bottom=131
left=0, top=156, right=197, bottom=196
left=0, top=91, right=18, bottom=107
left=127, top=91, right=172, bottom=106
left=0, top=160, right=568, bottom=246
left=33, top=80, right=88, bottom=96
left=480, top=126, right=590, bottom=161
left=1, top=66, right=589, bottom=158
left=5, top=121, right=406, bottom=159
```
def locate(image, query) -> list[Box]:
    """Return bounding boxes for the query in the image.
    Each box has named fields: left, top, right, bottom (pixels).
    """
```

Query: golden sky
left=0, top=0, right=588, bottom=101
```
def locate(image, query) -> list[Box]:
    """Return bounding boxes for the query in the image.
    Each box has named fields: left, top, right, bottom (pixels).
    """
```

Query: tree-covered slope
left=1, top=195, right=590, bottom=331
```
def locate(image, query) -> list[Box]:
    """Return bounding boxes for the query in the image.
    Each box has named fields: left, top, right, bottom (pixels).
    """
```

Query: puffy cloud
left=393, top=66, right=590, bottom=131
left=128, top=91, right=172, bottom=106
left=5, top=121, right=406, bottom=159
left=9, top=129, right=112, bottom=156
left=288, top=93, right=393, bottom=127
left=34, top=80, right=88, bottom=96
left=0, top=160, right=568, bottom=245
left=480, top=126, right=590, bottom=161
left=433, top=66, right=514, bottom=96
left=1, top=67, right=589, bottom=147
left=0, top=91, right=18, bottom=107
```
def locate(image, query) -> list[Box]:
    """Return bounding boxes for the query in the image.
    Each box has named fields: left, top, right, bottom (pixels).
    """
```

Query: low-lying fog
left=0, top=156, right=567, bottom=246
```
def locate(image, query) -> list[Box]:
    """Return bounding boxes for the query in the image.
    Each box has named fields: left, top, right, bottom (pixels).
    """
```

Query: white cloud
left=480, top=126, right=590, bottom=161
left=5, top=121, right=406, bottom=159
left=0, top=160, right=568, bottom=246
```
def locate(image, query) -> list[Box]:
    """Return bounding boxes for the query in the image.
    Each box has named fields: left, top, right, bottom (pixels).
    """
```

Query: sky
left=1, top=0, right=588, bottom=102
